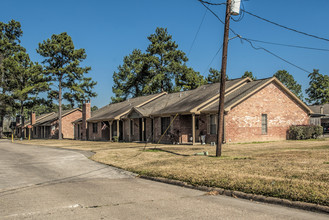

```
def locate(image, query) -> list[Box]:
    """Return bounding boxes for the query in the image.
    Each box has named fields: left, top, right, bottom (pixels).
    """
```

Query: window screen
left=161, top=117, right=170, bottom=134
left=210, top=115, right=216, bottom=134
left=93, top=123, right=98, bottom=133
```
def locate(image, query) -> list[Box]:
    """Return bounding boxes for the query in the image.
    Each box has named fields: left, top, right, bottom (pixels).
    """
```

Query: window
left=261, top=114, right=267, bottom=135
left=161, top=117, right=170, bottom=134
left=92, top=123, right=98, bottom=133
left=210, top=115, right=217, bottom=134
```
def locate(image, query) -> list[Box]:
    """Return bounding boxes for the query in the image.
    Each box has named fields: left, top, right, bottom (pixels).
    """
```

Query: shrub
left=288, top=125, right=323, bottom=140
left=113, top=136, right=119, bottom=142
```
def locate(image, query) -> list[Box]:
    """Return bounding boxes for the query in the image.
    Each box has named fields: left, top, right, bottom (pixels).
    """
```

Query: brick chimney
left=320, top=106, right=324, bottom=115
left=82, top=100, right=91, bottom=140
left=31, top=112, right=36, bottom=125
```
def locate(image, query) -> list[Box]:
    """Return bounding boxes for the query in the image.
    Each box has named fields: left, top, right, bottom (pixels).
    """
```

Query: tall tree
left=306, top=69, right=329, bottom=105
left=242, top=71, right=257, bottom=80
left=0, top=20, right=24, bottom=136
left=112, top=27, right=203, bottom=102
left=145, top=27, right=203, bottom=93
left=37, top=32, right=97, bottom=139
left=206, top=68, right=229, bottom=84
left=274, top=70, right=304, bottom=100
left=112, top=49, right=150, bottom=103
left=4, top=51, right=48, bottom=124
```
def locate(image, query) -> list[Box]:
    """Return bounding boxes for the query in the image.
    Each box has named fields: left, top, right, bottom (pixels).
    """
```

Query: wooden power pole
left=216, top=0, right=232, bottom=157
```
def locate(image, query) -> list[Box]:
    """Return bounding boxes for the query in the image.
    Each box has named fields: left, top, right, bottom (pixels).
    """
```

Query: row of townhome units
left=73, top=77, right=312, bottom=144
left=19, top=109, right=82, bottom=139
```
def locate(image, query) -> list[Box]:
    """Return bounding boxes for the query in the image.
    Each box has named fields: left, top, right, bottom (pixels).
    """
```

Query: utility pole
left=216, top=0, right=232, bottom=157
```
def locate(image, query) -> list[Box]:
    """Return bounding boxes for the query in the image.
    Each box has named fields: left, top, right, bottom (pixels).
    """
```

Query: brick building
left=76, top=77, right=312, bottom=144
left=73, top=93, right=166, bottom=141
left=26, top=108, right=82, bottom=139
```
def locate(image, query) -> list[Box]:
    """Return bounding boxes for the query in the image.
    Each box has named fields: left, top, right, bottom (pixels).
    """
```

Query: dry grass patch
left=19, top=138, right=329, bottom=206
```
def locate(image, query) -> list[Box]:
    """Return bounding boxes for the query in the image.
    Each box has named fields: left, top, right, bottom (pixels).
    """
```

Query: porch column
left=43, top=126, right=45, bottom=139
left=192, top=114, right=195, bottom=145
left=116, top=120, right=119, bottom=139
left=129, top=119, right=131, bottom=142
left=109, top=121, right=112, bottom=141
left=142, top=118, right=145, bottom=142
left=122, top=120, right=125, bottom=141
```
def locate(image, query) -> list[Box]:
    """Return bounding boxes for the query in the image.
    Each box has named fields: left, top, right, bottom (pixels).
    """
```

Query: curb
left=139, top=175, right=329, bottom=215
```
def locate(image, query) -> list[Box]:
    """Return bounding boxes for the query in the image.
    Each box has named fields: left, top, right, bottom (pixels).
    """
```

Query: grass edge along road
left=18, top=138, right=329, bottom=207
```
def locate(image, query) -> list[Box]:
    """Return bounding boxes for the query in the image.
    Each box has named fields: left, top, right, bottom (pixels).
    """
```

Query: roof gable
left=87, top=92, right=166, bottom=122
left=134, top=78, right=250, bottom=117
left=201, top=77, right=312, bottom=114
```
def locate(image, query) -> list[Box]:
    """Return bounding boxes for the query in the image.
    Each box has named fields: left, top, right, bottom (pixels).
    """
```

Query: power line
left=203, top=44, right=223, bottom=75
left=198, top=0, right=226, bottom=6
left=241, top=38, right=311, bottom=73
left=198, top=0, right=239, bottom=36
left=198, top=0, right=312, bottom=74
left=188, top=9, right=208, bottom=57
left=242, top=9, right=329, bottom=43
left=244, top=38, right=329, bottom=52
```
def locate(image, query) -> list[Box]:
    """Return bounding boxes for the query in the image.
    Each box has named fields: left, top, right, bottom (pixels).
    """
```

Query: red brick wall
left=225, top=82, right=309, bottom=143
left=88, top=121, right=102, bottom=140
left=60, top=110, right=82, bottom=139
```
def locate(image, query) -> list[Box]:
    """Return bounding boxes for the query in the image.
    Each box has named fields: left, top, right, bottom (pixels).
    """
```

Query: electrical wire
left=198, top=0, right=239, bottom=36
left=240, top=37, right=311, bottom=73
left=198, top=0, right=313, bottom=74
left=203, top=44, right=223, bottom=75
left=241, top=9, right=329, bottom=43
left=188, top=9, right=208, bottom=57
left=198, top=0, right=226, bottom=6
left=244, top=38, right=329, bottom=52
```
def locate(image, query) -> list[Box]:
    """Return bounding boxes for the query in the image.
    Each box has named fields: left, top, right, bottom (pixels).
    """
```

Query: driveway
left=0, top=140, right=327, bottom=219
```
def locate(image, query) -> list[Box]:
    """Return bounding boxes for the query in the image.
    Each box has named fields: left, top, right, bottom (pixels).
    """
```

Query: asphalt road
left=0, top=140, right=327, bottom=220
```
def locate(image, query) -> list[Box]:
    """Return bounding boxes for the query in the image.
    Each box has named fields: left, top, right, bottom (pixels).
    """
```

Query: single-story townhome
left=73, top=93, right=166, bottom=141
left=75, top=77, right=312, bottom=144
left=309, top=104, right=329, bottom=133
left=22, top=108, right=82, bottom=139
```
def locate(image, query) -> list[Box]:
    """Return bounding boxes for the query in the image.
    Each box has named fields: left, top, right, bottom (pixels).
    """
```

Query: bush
left=288, top=125, right=323, bottom=140
left=113, top=136, right=119, bottom=142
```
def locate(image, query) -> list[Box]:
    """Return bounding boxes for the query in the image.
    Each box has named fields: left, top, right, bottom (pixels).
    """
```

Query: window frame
left=161, top=117, right=171, bottom=135
left=92, top=122, right=98, bottom=133
left=210, top=114, right=216, bottom=135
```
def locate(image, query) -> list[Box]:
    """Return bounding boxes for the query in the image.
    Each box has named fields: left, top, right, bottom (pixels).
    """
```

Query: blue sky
left=1, top=0, right=328, bottom=107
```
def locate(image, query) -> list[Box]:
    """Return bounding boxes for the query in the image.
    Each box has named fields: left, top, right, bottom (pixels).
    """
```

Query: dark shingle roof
left=131, top=78, right=248, bottom=116
left=34, top=108, right=81, bottom=126
left=87, top=92, right=166, bottom=122
left=308, top=104, right=329, bottom=115
left=201, top=78, right=272, bottom=112
left=23, top=112, right=55, bottom=127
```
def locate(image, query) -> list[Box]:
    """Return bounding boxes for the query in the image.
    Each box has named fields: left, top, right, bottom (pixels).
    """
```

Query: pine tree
left=306, top=69, right=329, bottom=105
left=112, top=27, right=204, bottom=102
left=0, top=20, right=25, bottom=136
left=37, top=32, right=97, bottom=139
left=111, top=49, right=150, bottom=103
left=274, top=70, right=304, bottom=100
left=206, top=68, right=229, bottom=84
left=4, top=51, right=48, bottom=137
left=146, top=27, right=203, bottom=93
left=242, top=71, right=257, bottom=80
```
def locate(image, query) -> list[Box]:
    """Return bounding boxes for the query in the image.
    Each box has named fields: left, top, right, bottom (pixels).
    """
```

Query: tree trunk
left=20, top=101, right=24, bottom=139
left=58, top=80, right=62, bottom=139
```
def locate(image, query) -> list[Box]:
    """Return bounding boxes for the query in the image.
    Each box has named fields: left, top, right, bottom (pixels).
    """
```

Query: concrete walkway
left=0, top=140, right=327, bottom=219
